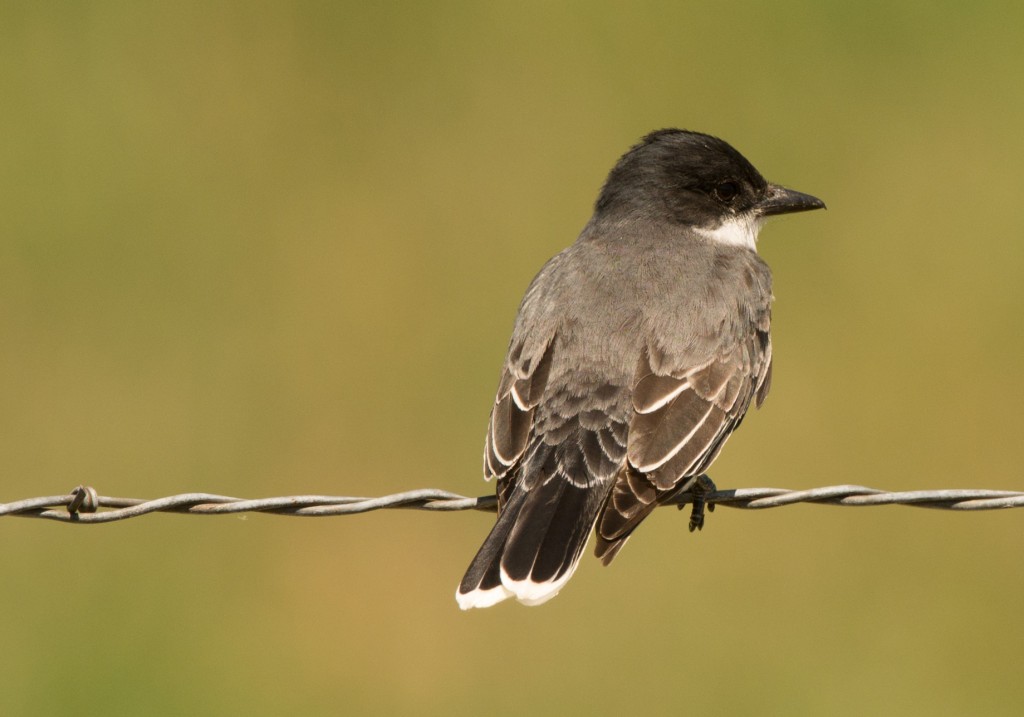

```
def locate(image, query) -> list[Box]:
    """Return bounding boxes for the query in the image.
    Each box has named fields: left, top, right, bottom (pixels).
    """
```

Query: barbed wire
left=1, top=483, right=1022, bottom=524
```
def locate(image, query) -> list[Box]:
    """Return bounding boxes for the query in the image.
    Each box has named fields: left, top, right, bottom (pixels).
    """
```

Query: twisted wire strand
left=1, top=484, right=1022, bottom=524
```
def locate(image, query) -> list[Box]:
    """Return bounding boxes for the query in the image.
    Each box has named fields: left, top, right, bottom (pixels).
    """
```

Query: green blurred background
left=2, top=2, right=1023, bottom=715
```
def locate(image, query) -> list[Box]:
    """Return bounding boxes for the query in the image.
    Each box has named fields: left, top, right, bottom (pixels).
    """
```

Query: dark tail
left=456, top=476, right=610, bottom=609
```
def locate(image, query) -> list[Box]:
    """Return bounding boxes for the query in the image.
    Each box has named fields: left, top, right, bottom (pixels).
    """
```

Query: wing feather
left=596, top=330, right=771, bottom=562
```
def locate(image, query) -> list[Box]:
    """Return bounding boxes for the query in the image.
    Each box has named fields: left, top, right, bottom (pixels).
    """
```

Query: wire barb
left=1, top=484, right=1022, bottom=524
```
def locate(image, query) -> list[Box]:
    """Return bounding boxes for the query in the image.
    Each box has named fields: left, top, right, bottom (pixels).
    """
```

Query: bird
left=456, top=129, right=824, bottom=609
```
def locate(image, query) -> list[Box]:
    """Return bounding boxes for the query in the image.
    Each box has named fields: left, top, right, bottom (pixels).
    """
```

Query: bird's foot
left=686, top=474, right=717, bottom=532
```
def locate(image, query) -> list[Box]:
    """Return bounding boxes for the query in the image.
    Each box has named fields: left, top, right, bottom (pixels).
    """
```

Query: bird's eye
left=713, top=181, right=740, bottom=202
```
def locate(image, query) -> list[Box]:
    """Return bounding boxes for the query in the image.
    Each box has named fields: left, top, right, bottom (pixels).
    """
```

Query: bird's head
left=595, top=129, right=825, bottom=249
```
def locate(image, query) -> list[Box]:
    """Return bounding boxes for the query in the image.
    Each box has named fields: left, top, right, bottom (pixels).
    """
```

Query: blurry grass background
left=2, top=2, right=1023, bottom=715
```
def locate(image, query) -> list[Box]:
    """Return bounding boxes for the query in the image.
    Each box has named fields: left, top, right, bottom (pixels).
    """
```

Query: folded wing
left=595, top=330, right=771, bottom=564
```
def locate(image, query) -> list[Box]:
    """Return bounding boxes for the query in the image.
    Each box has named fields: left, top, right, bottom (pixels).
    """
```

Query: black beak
left=758, top=184, right=826, bottom=217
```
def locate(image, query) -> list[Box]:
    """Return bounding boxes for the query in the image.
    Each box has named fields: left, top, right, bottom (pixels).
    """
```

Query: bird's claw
left=686, top=474, right=717, bottom=532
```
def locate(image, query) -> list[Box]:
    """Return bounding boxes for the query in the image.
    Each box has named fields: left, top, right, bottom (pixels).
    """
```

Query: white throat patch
left=694, top=213, right=765, bottom=250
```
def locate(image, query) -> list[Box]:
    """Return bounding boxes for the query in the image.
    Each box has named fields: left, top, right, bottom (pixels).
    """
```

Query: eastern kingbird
left=457, top=129, right=824, bottom=609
